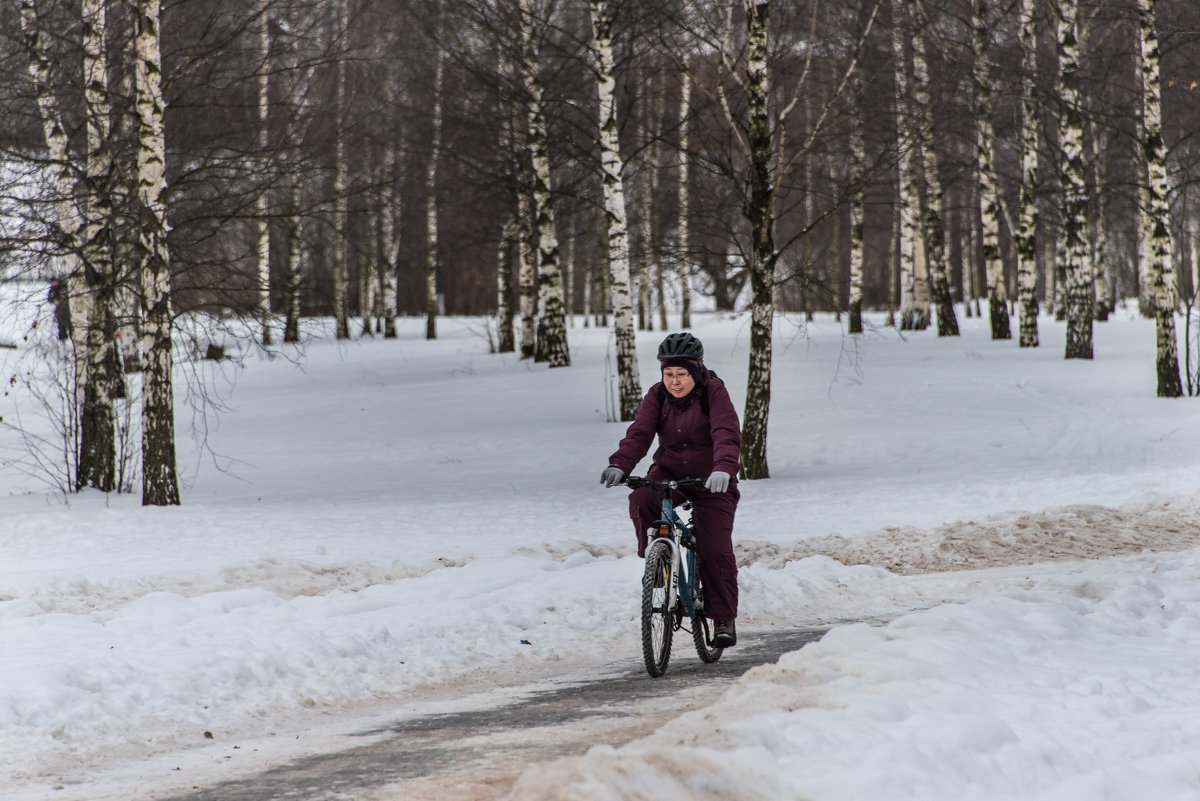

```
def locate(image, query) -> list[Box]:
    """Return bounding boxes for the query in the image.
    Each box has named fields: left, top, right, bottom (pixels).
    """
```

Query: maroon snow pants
left=629, top=477, right=739, bottom=621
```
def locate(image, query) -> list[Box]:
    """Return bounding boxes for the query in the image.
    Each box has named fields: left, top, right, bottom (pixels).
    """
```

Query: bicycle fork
left=653, top=526, right=695, bottom=624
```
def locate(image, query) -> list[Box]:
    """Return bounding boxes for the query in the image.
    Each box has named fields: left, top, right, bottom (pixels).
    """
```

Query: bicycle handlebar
left=622, top=475, right=708, bottom=493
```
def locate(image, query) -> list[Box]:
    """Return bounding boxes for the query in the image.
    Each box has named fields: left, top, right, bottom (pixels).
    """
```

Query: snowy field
left=4, top=283, right=1200, bottom=800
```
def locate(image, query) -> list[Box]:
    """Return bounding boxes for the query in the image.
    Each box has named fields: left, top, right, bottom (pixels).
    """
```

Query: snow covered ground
left=4, top=286, right=1200, bottom=800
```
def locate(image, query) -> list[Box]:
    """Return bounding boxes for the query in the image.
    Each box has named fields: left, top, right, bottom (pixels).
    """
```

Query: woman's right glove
left=600, top=466, right=625, bottom=487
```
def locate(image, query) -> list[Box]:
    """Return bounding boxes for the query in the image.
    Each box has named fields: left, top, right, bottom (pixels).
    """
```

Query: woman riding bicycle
left=600, top=332, right=741, bottom=648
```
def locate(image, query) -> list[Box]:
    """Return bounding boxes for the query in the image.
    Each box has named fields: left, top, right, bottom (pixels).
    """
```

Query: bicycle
left=622, top=475, right=723, bottom=677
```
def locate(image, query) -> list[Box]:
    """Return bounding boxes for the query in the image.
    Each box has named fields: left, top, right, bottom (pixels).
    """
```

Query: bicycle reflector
left=657, top=523, right=670, bottom=537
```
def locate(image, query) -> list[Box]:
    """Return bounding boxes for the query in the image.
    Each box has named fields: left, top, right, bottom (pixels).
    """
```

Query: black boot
left=713, top=619, right=736, bottom=648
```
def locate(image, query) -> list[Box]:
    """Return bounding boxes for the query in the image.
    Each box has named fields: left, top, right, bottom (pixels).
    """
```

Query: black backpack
left=657, top=370, right=718, bottom=417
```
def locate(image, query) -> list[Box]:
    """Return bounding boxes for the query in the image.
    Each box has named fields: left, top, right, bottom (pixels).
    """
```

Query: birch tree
left=712, top=0, right=879, bottom=478
left=278, top=9, right=318, bottom=345
left=645, top=83, right=667, bottom=333
left=893, top=0, right=929, bottom=330
left=521, top=0, right=570, bottom=367
left=425, top=0, right=446, bottom=340
left=1058, top=0, right=1093, bottom=360
left=677, top=71, right=693, bottom=331
left=496, top=19, right=520, bottom=354
left=1136, top=0, right=1182, bottom=396
left=497, top=210, right=518, bottom=353
left=590, top=0, right=640, bottom=420
left=510, top=16, right=536, bottom=361
left=911, top=1, right=958, bottom=337
left=847, top=58, right=866, bottom=335
left=135, top=0, right=180, bottom=506
left=331, top=0, right=351, bottom=340
left=517, top=131, right=536, bottom=360
left=652, top=0, right=879, bottom=475
left=282, top=178, right=303, bottom=343
left=738, top=0, right=776, bottom=477
left=255, top=2, right=273, bottom=346
left=636, top=110, right=653, bottom=332
left=1086, top=124, right=1112, bottom=321
left=78, top=0, right=118, bottom=492
left=379, top=113, right=400, bottom=340
left=1015, top=0, right=1041, bottom=347
left=973, top=0, right=1011, bottom=340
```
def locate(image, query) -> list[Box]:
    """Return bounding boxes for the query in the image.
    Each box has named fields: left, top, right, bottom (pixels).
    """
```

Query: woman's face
left=662, top=366, right=696, bottom=398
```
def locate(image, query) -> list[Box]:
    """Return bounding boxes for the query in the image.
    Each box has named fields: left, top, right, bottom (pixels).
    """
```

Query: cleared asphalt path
left=161, top=626, right=829, bottom=801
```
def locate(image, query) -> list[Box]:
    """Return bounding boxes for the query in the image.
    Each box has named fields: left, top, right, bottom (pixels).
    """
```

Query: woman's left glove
left=704, top=471, right=730, bottom=493
left=600, top=466, right=625, bottom=487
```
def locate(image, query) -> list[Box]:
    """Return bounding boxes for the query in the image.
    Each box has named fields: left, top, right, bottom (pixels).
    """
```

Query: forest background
left=2, top=0, right=1200, bottom=505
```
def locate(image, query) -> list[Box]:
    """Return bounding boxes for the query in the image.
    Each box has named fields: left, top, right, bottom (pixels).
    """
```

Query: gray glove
left=600, top=466, right=625, bottom=488
left=704, top=471, right=731, bottom=493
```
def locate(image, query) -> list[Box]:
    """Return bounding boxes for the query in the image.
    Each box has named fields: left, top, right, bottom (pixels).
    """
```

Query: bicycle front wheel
left=691, top=561, right=723, bottom=664
left=641, top=540, right=674, bottom=677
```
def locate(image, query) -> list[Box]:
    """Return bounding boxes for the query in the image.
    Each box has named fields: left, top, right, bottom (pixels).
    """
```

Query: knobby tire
left=641, top=540, right=674, bottom=677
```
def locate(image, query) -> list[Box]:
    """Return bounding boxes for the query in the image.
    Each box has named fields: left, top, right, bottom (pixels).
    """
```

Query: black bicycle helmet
left=657, top=332, right=704, bottom=361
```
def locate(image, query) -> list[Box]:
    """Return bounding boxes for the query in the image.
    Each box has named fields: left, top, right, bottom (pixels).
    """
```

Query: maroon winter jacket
left=608, top=367, right=742, bottom=480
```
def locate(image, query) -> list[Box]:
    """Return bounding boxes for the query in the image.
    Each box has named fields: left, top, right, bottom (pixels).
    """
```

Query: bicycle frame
left=635, top=478, right=705, bottom=625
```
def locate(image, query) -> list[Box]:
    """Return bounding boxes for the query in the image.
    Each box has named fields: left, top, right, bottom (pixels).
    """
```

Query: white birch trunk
left=567, top=236, right=576, bottom=329
left=256, top=3, right=273, bottom=346
left=1137, top=0, right=1182, bottom=395
left=652, top=93, right=667, bottom=333
left=740, top=0, right=775, bottom=479
left=360, top=189, right=377, bottom=337
left=525, top=24, right=570, bottom=367
left=590, top=0, right=640, bottom=420
left=582, top=237, right=594, bottom=329
left=974, top=0, right=1011, bottom=339
left=511, top=31, right=536, bottom=361
left=637, top=114, right=651, bottom=332
left=135, top=0, right=180, bottom=505
left=642, top=87, right=664, bottom=333
left=1059, top=0, right=1093, bottom=359
left=678, top=71, right=692, bottom=331
left=892, top=0, right=928, bottom=331
left=278, top=8, right=309, bottom=345
left=886, top=190, right=898, bottom=327
left=332, top=0, right=350, bottom=340
left=1190, top=214, right=1199, bottom=318
left=848, top=68, right=865, bottom=335
left=496, top=33, right=518, bottom=353
left=425, top=0, right=445, bottom=340
left=1086, top=124, right=1111, bottom=322
left=517, top=167, right=536, bottom=358
left=497, top=211, right=517, bottom=352
left=283, top=176, right=302, bottom=344
left=960, top=201, right=975, bottom=317
left=79, top=0, right=117, bottom=492
left=912, top=3, right=958, bottom=337
left=1015, top=0, right=1040, bottom=347
left=380, top=139, right=399, bottom=339
left=802, top=104, right=817, bottom=322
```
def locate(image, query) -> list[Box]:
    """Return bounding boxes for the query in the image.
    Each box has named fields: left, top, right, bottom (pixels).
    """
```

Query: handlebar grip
left=623, top=476, right=707, bottom=492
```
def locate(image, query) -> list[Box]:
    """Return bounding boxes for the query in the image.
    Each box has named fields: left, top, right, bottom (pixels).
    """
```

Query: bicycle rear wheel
left=691, top=562, right=723, bottom=664
left=641, top=540, right=674, bottom=677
